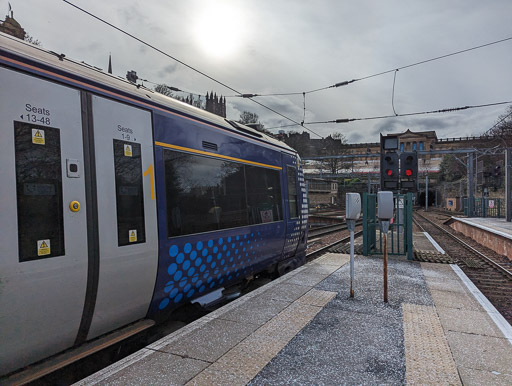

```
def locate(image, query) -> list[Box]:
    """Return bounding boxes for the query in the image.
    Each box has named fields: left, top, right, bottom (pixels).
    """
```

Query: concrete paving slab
left=446, top=331, right=512, bottom=375
left=98, top=351, right=209, bottom=386
left=302, top=263, right=341, bottom=276
left=285, top=271, right=330, bottom=287
left=413, top=232, right=441, bottom=252
left=421, top=261, right=457, bottom=276
left=429, top=288, right=484, bottom=311
left=312, top=252, right=350, bottom=266
left=257, top=282, right=310, bottom=303
left=436, top=306, right=504, bottom=337
left=423, top=275, right=468, bottom=293
left=458, top=366, right=512, bottom=386
left=157, top=318, right=258, bottom=362
left=218, top=296, right=290, bottom=326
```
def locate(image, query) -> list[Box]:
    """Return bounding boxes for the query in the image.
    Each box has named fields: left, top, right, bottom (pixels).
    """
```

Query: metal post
left=383, top=233, right=388, bottom=303
left=348, top=222, right=355, bottom=298
left=468, top=153, right=474, bottom=217
left=406, top=193, right=413, bottom=260
left=506, top=148, right=512, bottom=222
left=425, top=175, right=429, bottom=212
left=367, top=173, right=371, bottom=194
left=459, top=181, right=463, bottom=212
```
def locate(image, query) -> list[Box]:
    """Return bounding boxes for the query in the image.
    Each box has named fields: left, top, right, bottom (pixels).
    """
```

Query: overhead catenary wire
left=305, top=100, right=512, bottom=125
left=226, top=35, right=512, bottom=98
left=62, top=0, right=324, bottom=138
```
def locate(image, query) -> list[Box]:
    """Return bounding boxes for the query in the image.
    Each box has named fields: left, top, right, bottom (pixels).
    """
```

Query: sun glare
left=194, top=4, right=245, bottom=59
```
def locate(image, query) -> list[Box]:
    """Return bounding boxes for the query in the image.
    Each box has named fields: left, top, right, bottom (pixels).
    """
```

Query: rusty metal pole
left=383, top=233, right=388, bottom=303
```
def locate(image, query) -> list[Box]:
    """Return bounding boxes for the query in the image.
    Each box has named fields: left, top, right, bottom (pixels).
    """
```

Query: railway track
left=414, top=211, right=512, bottom=324
left=306, top=228, right=363, bottom=261
left=308, top=221, right=362, bottom=239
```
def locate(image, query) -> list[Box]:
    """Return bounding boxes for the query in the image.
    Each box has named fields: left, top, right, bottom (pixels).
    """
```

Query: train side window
left=164, top=150, right=249, bottom=238
left=287, top=166, right=299, bottom=219
left=245, top=166, right=282, bottom=224
left=14, top=121, right=65, bottom=261
left=113, top=139, right=146, bottom=246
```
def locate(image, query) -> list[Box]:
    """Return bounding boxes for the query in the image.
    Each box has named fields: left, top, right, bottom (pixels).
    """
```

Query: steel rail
left=306, top=230, right=363, bottom=261
left=414, top=212, right=512, bottom=278
left=308, top=221, right=363, bottom=239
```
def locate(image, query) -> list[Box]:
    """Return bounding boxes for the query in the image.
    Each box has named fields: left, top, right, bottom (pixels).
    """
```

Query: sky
left=3, top=0, right=512, bottom=143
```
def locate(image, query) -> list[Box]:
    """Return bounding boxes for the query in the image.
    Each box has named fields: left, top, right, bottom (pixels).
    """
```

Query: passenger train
left=0, top=32, right=308, bottom=376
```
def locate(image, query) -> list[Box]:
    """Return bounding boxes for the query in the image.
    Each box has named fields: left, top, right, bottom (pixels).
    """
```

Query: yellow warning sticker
left=124, top=144, right=133, bottom=157
left=37, top=239, right=51, bottom=256
left=129, top=230, right=137, bottom=242
left=32, top=128, right=45, bottom=145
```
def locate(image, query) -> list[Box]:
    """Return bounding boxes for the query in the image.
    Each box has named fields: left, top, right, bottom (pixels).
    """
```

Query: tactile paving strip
left=402, top=303, right=461, bottom=385
left=186, top=289, right=337, bottom=385
left=330, top=243, right=364, bottom=255
left=413, top=250, right=454, bottom=264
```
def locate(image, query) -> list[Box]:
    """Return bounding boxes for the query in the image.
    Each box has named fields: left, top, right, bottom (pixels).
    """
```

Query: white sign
left=260, top=209, right=273, bottom=223
left=488, top=200, right=495, bottom=209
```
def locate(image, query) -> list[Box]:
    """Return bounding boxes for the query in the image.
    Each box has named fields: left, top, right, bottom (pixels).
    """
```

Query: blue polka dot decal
left=157, top=230, right=272, bottom=310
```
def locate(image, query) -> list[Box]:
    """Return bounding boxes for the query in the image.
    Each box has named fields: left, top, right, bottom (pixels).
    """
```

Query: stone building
left=0, top=9, right=25, bottom=39
left=205, top=92, right=226, bottom=118
left=282, top=129, right=501, bottom=176
left=306, top=178, right=338, bottom=207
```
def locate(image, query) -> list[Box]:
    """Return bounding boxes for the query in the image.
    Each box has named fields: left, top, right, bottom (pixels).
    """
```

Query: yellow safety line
left=155, top=141, right=282, bottom=170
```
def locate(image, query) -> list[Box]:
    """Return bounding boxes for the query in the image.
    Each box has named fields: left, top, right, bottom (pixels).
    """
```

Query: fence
left=464, top=197, right=504, bottom=218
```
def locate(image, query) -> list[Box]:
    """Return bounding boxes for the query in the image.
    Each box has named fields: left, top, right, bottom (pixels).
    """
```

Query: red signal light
left=405, top=169, right=412, bottom=177
left=386, top=169, right=393, bottom=176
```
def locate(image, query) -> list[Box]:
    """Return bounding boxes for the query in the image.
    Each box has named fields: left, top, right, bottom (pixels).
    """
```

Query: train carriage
left=0, top=32, right=308, bottom=376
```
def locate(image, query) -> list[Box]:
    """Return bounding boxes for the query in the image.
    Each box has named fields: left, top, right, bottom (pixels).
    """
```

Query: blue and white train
left=0, top=32, right=308, bottom=375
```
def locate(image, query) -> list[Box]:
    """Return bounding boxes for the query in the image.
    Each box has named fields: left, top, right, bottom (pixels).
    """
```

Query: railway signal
left=380, top=134, right=399, bottom=191
left=381, top=152, right=399, bottom=190
left=400, top=152, right=418, bottom=192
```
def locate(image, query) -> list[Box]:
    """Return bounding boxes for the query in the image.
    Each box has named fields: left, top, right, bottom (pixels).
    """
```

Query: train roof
left=0, top=32, right=296, bottom=154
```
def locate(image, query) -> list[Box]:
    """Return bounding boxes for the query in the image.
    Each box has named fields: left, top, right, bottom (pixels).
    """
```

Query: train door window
left=245, top=166, right=282, bottom=224
left=287, top=166, right=298, bottom=219
left=14, top=121, right=65, bottom=261
left=113, top=139, right=146, bottom=246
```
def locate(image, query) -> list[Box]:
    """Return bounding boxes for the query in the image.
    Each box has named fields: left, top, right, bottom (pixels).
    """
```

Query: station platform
left=77, top=239, right=512, bottom=385
left=447, top=217, right=512, bottom=257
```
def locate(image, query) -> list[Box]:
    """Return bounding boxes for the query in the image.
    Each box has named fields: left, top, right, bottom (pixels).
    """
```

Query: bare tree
left=238, top=111, right=259, bottom=125
left=154, top=84, right=174, bottom=97
left=487, top=105, right=512, bottom=147
left=320, top=133, right=349, bottom=175
left=24, top=33, right=41, bottom=46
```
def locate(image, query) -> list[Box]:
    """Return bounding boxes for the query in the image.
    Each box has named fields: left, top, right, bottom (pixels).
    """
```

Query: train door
left=86, top=95, right=158, bottom=339
left=0, top=68, right=88, bottom=374
left=282, top=153, right=302, bottom=259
